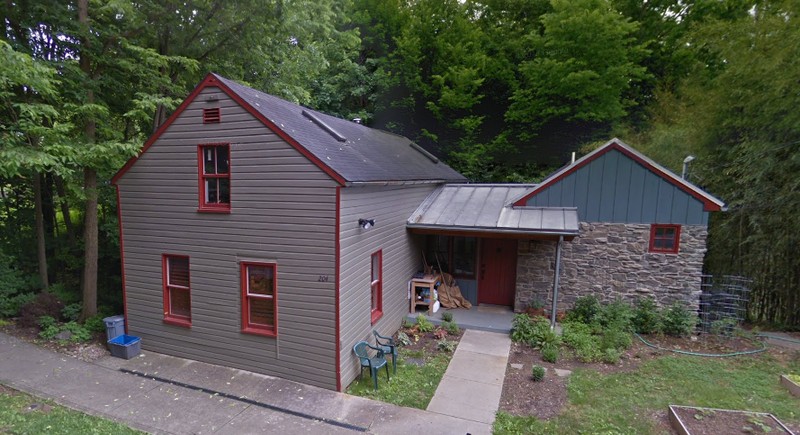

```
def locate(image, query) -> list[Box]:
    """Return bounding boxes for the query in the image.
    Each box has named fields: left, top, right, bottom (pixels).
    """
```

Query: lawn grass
left=494, top=353, right=800, bottom=434
left=346, top=347, right=453, bottom=409
left=0, top=386, right=141, bottom=434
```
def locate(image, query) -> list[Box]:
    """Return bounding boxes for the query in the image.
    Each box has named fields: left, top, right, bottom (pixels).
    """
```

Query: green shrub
left=62, top=322, right=92, bottom=342
left=38, top=315, right=57, bottom=329
left=511, top=314, right=557, bottom=348
left=443, top=320, right=460, bottom=335
left=436, top=339, right=456, bottom=352
left=597, top=299, right=634, bottom=331
left=83, top=314, right=107, bottom=333
left=396, top=331, right=411, bottom=346
left=562, top=322, right=601, bottom=362
left=0, top=292, right=35, bottom=318
left=531, top=365, right=546, bottom=382
left=601, top=347, right=622, bottom=364
left=541, top=344, right=559, bottom=363
left=600, top=326, right=632, bottom=351
left=0, top=252, right=35, bottom=318
left=441, top=311, right=454, bottom=322
left=662, top=302, right=697, bottom=337
left=566, top=295, right=601, bottom=324
left=402, top=318, right=414, bottom=329
left=416, top=314, right=434, bottom=333
left=632, top=297, right=662, bottom=334
left=61, top=303, right=82, bottom=322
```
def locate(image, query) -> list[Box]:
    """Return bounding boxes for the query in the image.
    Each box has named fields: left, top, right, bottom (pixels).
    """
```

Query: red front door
left=478, top=238, right=517, bottom=306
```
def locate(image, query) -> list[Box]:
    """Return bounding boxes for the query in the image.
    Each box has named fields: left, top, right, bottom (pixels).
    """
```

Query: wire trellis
left=698, top=274, right=752, bottom=336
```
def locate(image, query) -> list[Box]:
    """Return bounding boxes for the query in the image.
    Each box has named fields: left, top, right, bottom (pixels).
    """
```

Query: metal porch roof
left=407, top=184, right=579, bottom=237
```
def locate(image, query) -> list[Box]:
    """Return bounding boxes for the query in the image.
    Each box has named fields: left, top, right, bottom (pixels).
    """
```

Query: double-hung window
left=370, top=251, right=383, bottom=324
left=649, top=224, right=681, bottom=254
left=198, top=143, right=230, bottom=211
left=163, top=254, right=191, bottom=326
left=241, top=262, right=277, bottom=336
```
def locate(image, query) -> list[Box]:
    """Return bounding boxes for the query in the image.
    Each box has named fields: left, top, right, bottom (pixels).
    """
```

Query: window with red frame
left=198, top=144, right=230, bottom=211
left=163, top=255, right=191, bottom=326
left=241, top=262, right=277, bottom=336
left=649, top=224, right=681, bottom=253
left=370, top=251, right=382, bottom=323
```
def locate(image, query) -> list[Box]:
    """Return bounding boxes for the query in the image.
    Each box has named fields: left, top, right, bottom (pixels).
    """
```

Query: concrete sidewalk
left=0, top=332, right=491, bottom=434
left=427, top=330, right=511, bottom=426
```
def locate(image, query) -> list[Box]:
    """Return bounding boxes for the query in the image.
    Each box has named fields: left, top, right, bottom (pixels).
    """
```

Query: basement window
left=649, top=224, right=681, bottom=254
left=203, top=107, right=221, bottom=123
left=197, top=143, right=230, bottom=212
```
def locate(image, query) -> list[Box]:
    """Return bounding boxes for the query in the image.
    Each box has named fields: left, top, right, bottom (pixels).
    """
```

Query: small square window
left=649, top=224, right=681, bottom=254
left=203, top=107, right=221, bottom=123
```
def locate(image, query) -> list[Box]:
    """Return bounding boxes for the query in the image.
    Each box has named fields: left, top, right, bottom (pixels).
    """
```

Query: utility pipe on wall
left=550, top=235, right=563, bottom=329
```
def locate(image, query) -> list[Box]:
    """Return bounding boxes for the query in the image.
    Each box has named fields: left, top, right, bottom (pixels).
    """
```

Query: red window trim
left=197, top=143, right=231, bottom=213
left=240, top=262, right=278, bottom=337
left=203, top=107, right=221, bottom=124
left=162, top=254, right=191, bottom=327
left=649, top=224, right=681, bottom=254
left=370, top=250, right=383, bottom=324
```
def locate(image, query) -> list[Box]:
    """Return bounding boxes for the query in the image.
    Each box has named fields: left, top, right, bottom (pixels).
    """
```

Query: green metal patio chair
left=353, top=341, right=389, bottom=390
left=373, top=330, right=397, bottom=374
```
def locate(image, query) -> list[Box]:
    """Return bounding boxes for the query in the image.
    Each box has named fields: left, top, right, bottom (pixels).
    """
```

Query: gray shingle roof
left=214, top=74, right=466, bottom=184
left=408, top=184, right=580, bottom=237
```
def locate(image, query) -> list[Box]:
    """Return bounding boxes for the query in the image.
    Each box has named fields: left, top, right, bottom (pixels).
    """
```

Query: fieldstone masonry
left=515, top=222, right=707, bottom=313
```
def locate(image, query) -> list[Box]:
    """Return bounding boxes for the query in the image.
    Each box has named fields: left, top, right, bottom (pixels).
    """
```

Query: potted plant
left=526, top=298, right=546, bottom=317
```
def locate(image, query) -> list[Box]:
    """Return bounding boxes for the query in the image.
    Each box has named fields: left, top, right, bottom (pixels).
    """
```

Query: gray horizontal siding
left=117, top=87, right=339, bottom=390
left=338, top=184, right=437, bottom=389
left=526, top=149, right=709, bottom=225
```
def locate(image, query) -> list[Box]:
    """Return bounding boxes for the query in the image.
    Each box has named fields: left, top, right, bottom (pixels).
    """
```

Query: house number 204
left=318, top=275, right=329, bottom=282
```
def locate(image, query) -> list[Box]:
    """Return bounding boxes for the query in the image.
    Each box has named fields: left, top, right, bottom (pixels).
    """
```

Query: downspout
left=550, top=235, right=563, bottom=329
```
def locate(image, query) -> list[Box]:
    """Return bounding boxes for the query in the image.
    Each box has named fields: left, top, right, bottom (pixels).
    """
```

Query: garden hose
left=634, top=333, right=768, bottom=357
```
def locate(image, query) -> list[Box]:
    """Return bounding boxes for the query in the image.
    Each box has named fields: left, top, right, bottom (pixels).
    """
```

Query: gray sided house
left=113, top=73, right=465, bottom=391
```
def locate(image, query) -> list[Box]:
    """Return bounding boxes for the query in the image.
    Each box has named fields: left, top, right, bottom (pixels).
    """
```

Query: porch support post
left=550, top=235, right=563, bottom=329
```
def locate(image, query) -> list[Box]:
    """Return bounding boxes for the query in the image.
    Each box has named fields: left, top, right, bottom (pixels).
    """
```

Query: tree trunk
left=54, top=175, right=75, bottom=242
left=33, top=172, right=49, bottom=290
left=79, top=0, right=97, bottom=319
left=81, top=168, right=98, bottom=319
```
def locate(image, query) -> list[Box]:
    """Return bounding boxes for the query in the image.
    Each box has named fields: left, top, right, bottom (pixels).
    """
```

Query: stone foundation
left=515, top=222, right=707, bottom=313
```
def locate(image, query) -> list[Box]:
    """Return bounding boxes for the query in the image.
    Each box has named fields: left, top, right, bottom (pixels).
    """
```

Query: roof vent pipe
left=571, top=152, right=576, bottom=164
left=682, top=155, right=695, bottom=180
left=352, top=118, right=362, bottom=124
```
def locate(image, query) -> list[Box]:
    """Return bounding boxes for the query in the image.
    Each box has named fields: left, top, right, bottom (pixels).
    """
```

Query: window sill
left=163, top=317, right=191, bottom=328
left=197, top=206, right=230, bottom=214
left=371, top=310, right=383, bottom=325
left=242, top=326, right=276, bottom=338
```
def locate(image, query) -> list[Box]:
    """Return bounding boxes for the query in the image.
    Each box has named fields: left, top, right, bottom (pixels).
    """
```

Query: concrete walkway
left=0, top=332, right=492, bottom=434
left=427, top=329, right=511, bottom=426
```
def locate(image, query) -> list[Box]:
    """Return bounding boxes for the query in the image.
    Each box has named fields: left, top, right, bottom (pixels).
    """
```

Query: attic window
left=203, top=108, right=221, bottom=124
left=197, top=143, right=230, bottom=212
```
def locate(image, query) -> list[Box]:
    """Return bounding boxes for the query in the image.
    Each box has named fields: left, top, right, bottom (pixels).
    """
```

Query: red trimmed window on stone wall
left=649, top=224, right=681, bottom=254
left=162, top=254, right=191, bottom=327
left=370, top=250, right=383, bottom=324
left=198, top=143, right=230, bottom=212
left=241, top=262, right=277, bottom=337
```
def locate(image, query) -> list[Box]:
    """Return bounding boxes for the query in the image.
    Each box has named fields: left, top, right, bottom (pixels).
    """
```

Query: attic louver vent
left=302, top=109, right=346, bottom=142
left=203, top=108, right=221, bottom=124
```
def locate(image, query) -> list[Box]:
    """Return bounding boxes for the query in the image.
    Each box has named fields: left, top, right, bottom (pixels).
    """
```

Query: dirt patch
left=397, top=322, right=465, bottom=355
left=0, top=320, right=110, bottom=362
left=670, top=406, right=792, bottom=434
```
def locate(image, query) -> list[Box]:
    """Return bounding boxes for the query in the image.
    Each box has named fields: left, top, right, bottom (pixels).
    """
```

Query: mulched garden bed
left=669, top=405, right=793, bottom=435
